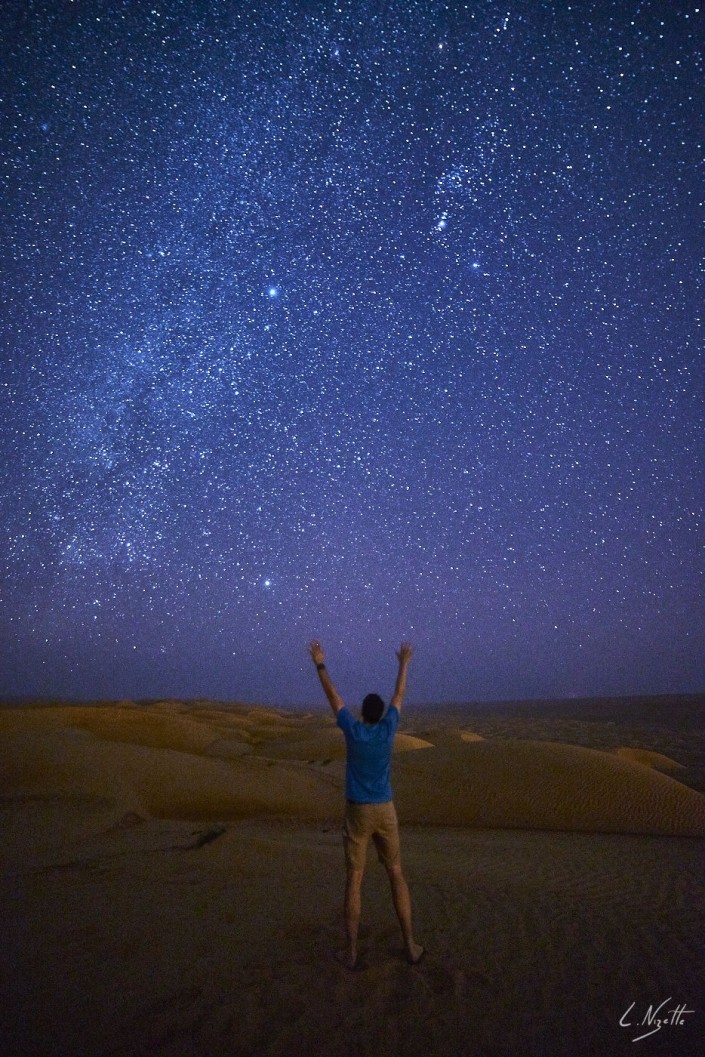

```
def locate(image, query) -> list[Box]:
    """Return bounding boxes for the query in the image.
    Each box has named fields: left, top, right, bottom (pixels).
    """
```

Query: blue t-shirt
left=336, top=705, right=399, bottom=803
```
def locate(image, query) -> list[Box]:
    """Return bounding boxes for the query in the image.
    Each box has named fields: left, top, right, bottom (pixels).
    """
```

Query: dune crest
left=613, top=746, right=685, bottom=772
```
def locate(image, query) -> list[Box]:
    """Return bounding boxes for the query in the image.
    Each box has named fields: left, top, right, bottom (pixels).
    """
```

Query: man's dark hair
left=361, top=693, right=385, bottom=724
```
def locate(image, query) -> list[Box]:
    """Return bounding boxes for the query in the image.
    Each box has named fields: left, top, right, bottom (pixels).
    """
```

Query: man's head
left=361, top=693, right=385, bottom=724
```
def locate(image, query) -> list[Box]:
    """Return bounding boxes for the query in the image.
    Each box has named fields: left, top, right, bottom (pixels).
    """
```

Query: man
left=308, top=639, right=424, bottom=970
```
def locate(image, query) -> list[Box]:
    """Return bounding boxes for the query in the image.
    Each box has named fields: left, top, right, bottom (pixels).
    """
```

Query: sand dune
left=1, top=727, right=335, bottom=823
left=0, top=704, right=219, bottom=754
left=2, top=704, right=704, bottom=836
left=393, top=739, right=705, bottom=836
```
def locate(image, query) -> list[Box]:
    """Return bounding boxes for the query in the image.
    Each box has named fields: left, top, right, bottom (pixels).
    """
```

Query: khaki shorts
left=343, top=800, right=401, bottom=871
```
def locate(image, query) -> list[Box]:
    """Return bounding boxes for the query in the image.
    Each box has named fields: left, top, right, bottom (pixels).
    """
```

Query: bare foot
left=406, top=942, right=425, bottom=965
left=335, top=947, right=358, bottom=971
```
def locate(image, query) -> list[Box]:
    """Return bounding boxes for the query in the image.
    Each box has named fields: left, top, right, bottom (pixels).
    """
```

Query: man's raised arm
left=390, top=641, right=414, bottom=713
left=308, top=640, right=344, bottom=716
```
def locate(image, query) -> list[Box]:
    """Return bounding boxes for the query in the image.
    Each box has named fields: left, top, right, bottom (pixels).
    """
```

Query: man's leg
left=340, top=804, right=371, bottom=969
left=385, top=862, right=424, bottom=964
left=338, top=865, right=364, bottom=970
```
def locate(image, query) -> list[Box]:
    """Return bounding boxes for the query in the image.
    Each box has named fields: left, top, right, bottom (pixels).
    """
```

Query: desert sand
left=1, top=696, right=704, bottom=1056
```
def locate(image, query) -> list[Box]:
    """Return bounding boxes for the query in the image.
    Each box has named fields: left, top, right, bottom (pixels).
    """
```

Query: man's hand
left=391, top=642, right=414, bottom=712
left=308, top=640, right=325, bottom=666
left=396, top=641, right=414, bottom=665
left=308, top=640, right=344, bottom=716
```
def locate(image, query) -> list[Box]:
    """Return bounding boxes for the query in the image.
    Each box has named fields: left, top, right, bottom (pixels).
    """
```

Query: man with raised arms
left=308, top=639, right=424, bottom=970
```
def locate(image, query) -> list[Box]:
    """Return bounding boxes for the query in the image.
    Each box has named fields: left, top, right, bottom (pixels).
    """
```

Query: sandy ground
left=1, top=696, right=704, bottom=1057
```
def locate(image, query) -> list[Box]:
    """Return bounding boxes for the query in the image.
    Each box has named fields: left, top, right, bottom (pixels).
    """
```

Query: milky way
left=1, top=1, right=703, bottom=704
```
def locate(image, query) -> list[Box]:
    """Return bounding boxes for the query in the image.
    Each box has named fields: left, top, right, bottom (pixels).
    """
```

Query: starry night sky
left=1, top=0, right=703, bottom=706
